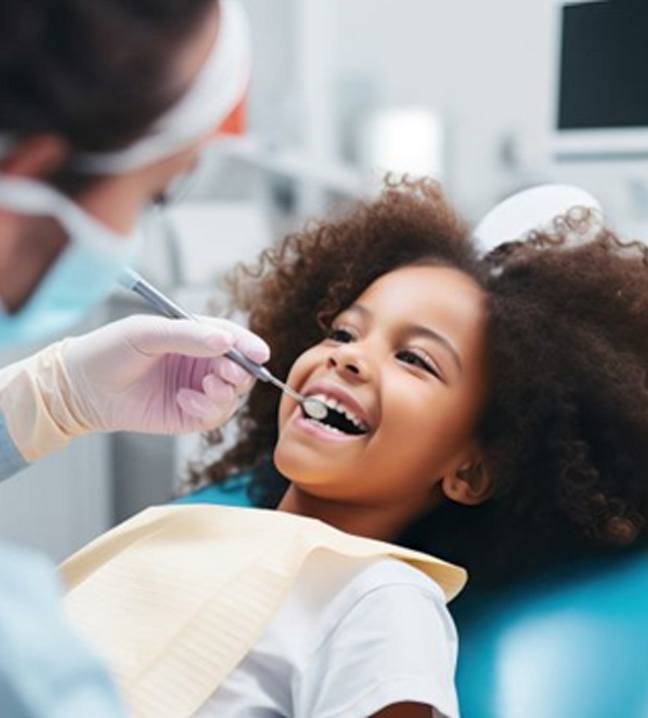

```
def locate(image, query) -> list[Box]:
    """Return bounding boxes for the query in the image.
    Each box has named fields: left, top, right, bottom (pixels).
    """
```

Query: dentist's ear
left=0, top=135, right=69, bottom=179
left=441, top=459, right=493, bottom=506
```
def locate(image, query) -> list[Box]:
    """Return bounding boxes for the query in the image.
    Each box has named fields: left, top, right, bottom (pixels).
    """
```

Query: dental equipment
left=119, top=268, right=328, bottom=421
left=473, top=184, right=602, bottom=254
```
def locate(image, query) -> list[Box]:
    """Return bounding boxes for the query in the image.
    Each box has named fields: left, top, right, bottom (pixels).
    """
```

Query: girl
left=187, top=178, right=648, bottom=716
left=63, top=179, right=648, bottom=718
left=194, top=178, right=648, bottom=585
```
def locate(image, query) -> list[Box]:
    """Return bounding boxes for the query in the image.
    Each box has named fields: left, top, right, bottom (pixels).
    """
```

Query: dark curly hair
left=190, top=178, right=648, bottom=586
left=1, top=0, right=217, bottom=190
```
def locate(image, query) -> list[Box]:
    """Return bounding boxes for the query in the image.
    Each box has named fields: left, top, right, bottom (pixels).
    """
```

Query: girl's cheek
left=381, top=375, right=436, bottom=435
left=285, top=358, right=309, bottom=393
left=289, top=347, right=326, bottom=386
left=277, top=353, right=318, bottom=429
left=277, top=394, right=290, bottom=430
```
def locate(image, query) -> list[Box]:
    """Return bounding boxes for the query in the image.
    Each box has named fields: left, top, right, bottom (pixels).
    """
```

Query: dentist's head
left=0, top=0, right=249, bottom=343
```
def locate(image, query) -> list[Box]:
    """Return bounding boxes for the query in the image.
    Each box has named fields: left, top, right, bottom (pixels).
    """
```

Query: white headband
left=0, top=0, right=251, bottom=175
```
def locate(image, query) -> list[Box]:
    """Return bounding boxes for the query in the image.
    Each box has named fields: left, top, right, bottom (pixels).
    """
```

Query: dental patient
left=62, top=179, right=648, bottom=718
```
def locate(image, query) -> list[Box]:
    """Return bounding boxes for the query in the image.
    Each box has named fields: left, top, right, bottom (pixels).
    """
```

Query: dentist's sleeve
left=0, top=543, right=127, bottom=717
left=0, top=411, right=28, bottom=480
left=0, top=343, right=87, bottom=473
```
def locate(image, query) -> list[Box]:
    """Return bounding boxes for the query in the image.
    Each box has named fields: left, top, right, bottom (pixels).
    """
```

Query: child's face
left=274, top=264, right=488, bottom=510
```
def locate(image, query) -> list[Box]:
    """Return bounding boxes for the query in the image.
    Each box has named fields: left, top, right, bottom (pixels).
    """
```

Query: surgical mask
left=0, top=177, right=139, bottom=346
left=0, top=0, right=250, bottom=347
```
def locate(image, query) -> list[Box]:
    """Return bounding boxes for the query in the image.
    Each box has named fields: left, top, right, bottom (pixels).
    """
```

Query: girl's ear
left=441, top=457, right=493, bottom=506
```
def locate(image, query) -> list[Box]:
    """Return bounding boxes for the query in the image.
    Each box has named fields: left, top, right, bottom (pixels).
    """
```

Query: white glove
left=0, top=314, right=269, bottom=463
left=62, top=314, right=270, bottom=435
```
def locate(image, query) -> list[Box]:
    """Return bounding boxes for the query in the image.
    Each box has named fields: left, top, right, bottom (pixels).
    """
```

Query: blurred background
left=2, top=0, right=648, bottom=563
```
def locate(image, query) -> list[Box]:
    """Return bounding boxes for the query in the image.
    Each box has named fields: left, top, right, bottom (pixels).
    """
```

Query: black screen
left=558, top=0, right=648, bottom=130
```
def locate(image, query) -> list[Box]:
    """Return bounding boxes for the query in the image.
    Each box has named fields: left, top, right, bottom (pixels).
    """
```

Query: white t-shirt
left=193, top=553, right=459, bottom=718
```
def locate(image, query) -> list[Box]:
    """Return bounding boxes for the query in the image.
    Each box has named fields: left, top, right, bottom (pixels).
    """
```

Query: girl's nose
left=327, top=344, right=371, bottom=381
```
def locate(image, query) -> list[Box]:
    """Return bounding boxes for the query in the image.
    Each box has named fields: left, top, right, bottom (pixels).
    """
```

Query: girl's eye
left=329, top=327, right=354, bottom=343
left=396, top=349, right=440, bottom=377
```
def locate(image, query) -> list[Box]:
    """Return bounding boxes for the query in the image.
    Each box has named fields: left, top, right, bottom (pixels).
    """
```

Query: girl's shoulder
left=209, top=554, right=460, bottom=718
left=338, top=555, right=447, bottom=600
left=307, top=555, right=453, bottom=649
left=287, top=555, right=460, bottom=717
left=268, top=553, right=453, bottom=657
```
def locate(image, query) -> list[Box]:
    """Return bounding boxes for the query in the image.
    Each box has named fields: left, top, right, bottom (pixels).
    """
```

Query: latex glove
left=61, top=314, right=270, bottom=435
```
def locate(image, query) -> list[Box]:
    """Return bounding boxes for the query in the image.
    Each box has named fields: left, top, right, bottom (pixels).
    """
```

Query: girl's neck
left=277, top=485, right=425, bottom=543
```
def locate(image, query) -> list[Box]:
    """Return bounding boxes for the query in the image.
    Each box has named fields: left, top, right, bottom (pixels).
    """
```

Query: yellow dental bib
left=60, top=505, right=466, bottom=718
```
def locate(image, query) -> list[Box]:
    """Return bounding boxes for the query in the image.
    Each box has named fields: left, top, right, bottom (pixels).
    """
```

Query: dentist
left=0, top=1, right=268, bottom=715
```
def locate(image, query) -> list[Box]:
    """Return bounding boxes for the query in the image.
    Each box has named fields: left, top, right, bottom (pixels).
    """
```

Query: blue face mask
left=0, top=176, right=138, bottom=347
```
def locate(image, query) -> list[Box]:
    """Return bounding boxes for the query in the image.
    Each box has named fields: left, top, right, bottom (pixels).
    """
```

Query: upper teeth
left=308, top=393, right=368, bottom=432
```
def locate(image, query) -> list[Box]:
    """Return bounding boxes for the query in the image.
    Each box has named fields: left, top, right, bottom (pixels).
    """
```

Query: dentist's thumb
left=127, top=315, right=270, bottom=363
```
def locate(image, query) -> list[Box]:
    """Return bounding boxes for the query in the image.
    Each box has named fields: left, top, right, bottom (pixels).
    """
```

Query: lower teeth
left=307, top=418, right=345, bottom=435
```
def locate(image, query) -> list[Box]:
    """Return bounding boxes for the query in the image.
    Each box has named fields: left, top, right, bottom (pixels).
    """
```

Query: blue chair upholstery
left=175, top=478, right=251, bottom=508
left=453, top=555, right=648, bottom=718
left=178, top=479, right=648, bottom=718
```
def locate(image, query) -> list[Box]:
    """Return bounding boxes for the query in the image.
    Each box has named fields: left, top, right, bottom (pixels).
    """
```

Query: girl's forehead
left=354, top=265, right=485, bottom=325
left=344, top=265, right=488, bottom=376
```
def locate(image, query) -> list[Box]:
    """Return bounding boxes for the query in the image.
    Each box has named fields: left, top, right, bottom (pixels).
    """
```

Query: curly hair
left=190, top=178, right=648, bottom=586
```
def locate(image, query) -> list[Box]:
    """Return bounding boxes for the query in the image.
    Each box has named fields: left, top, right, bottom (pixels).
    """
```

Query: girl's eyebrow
left=348, top=303, right=463, bottom=373
left=407, top=324, right=463, bottom=373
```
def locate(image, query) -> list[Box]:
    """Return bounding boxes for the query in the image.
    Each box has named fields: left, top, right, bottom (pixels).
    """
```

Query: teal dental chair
left=451, top=554, right=648, bottom=718
left=177, top=479, right=648, bottom=718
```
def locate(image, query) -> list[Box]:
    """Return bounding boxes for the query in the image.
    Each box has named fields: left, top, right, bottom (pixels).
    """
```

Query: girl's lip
left=303, top=381, right=373, bottom=430
left=288, top=405, right=367, bottom=443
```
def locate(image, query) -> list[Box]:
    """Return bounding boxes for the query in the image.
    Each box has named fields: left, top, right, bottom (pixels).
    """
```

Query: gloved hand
left=61, top=314, right=270, bottom=435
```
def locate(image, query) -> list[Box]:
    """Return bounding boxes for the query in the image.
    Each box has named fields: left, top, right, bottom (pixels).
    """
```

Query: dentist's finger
left=195, top=315, right=270, bottom=364
left=232, top=329, right=270, bottom=364
left=213, top=356, right=256, bottom=394
left=202, top=374, right=237, bottom=405
left=129, top=316, right=236, bottom=358
left=176, top=387, right=236, bottom=428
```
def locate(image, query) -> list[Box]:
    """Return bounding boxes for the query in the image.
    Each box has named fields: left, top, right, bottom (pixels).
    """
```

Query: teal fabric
left=0, top=412, right=28, bottom=481
left=0, top=543, right=127, bottom=718
left=182, top=475, right=648, bottom=718
left=174, top=476, right=252, bottom=508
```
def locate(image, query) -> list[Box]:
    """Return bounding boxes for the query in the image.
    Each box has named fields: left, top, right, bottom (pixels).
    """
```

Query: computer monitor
left=552, top=0, right=648, bottom=159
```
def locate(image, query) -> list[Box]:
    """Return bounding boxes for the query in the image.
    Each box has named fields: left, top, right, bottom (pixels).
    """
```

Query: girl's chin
left=274, top=445, right=352, bottom=491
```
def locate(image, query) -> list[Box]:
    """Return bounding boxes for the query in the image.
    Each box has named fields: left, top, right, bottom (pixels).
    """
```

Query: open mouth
left=300, top=394, right=370, bottom=436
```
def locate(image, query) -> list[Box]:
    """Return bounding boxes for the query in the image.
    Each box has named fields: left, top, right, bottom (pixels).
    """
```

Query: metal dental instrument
left=119, top=268, right=328, bottom=421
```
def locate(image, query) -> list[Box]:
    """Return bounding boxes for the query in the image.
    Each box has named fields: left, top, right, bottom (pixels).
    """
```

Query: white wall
left=327, top=0, right=555, bottom=220
left=0, top=434, right=111, bottom=563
